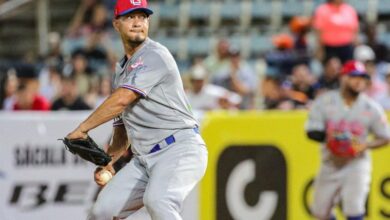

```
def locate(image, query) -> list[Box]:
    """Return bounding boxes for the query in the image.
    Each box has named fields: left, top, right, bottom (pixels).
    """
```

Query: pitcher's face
left=114, top=11, right=149, bottom=45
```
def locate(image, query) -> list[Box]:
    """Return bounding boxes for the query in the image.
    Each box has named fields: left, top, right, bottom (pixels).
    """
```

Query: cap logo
left=130, top=0, right=142, bottom=6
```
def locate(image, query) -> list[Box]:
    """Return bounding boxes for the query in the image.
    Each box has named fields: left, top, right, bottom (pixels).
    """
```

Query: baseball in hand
left=99, top=170, right=113, bottom=184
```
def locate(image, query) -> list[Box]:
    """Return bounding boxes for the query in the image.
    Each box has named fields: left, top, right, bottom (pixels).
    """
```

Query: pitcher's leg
left=87, top=158, right=148, bottom=220
left=144, top=143, right=208, bottom=220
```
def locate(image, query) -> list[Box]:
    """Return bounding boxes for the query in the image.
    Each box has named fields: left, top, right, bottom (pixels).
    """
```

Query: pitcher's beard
left=345, top=86, right=360, bottom=98
left=127, top=37, right=145, bottom=48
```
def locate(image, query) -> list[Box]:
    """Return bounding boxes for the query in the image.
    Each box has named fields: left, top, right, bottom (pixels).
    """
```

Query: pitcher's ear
left=113, top=19, right=120, bottom=32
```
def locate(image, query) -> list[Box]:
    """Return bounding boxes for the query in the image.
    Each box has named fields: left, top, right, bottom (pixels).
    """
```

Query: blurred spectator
left=84, top=76, right=99, bottom=108
left=80, top=31, right=111, bottom=75
left=86, top=3, right=110, bottom=33
left=37, top=32, right=63, bottom=101
left=211, top=46, right=257, bottom=109
left=67, top=0, right=96, bottom=36
left=13, top=83, right=50, bottom=111
left=364, top=22, right=389, bottom=64
left=0, top=69, right=18, bottom=110
left=354, top=44, right=387, bottom=102
left=12, top=64, right=50, bottom=111
left=354, top=45, right=376, bottom=67
left=45, top=32, right=64, bottom=67
left=313, top=0, right=359, bottom=63
left=273, top=33, right=294, bottom=50
left=265, top=33, right=310, bottom=77
left=378, top=65, right=390, bottom=110
left=186, top=64, right=241, bottom=111
left=101, top=0, right=115, bottom=12
left=39, top=62, right=62, bottom=102
left=203, top=39, right=231, bottom=77
left=313, top=56, right=342, bottom=96
left=84, top=76, right=111, bottom=109
left=64, top=50, right=91, bottom=96
left=51, top=75, right=91, bottom=111
left=362, top=24, right=390, bottom=81
left=261, top=76, right=294, bottom=110
left=289, top=16, right=311, bottom=50
left=67, top=0, right=110, bottom=38
left=285, top=64, right=317, bottom=108
left=65, top=0, right=114, bottom=75
left=0, top=72, right=6, bottom=109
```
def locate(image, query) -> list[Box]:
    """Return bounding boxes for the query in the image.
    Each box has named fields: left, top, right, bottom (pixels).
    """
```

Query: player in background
left=305, top=60, right=390, bottom=220
left=66, top=0, right=208, bottom=219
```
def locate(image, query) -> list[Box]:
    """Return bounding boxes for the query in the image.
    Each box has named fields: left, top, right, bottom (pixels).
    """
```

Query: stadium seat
left=250, top=34, right=274, bottom=56
left=159, top=3, right=180, bottom=21
left=346, top=0, right=368, bottom=15
left=61, top=37, right=86, bottom=57
left=220, top=2, right=241, bottom=20
left=154, top=35, right=182, bottom=56
left=251, top=1, right=273, bottom=20
left=378, top=32, right=390, bottom=47
left=377, top=0, right=390, bottom=15
left=186, top=36, right=212, bottom=57
left=188, top=1, right=210, bottom=20
left=281, top=1, right=305, bottom=17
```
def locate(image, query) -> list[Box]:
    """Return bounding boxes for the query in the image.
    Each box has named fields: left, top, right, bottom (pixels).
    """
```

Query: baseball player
left=305, top=60, right=390, bottom=220
left=66, top=0, right=208, bottom=219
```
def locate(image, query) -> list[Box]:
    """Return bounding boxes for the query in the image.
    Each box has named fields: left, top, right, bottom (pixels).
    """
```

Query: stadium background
left=0, top=0, right=390, bottom=219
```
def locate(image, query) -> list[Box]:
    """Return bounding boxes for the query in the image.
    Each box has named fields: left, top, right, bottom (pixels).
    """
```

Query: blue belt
left=149, top=127, right=200, bottom=154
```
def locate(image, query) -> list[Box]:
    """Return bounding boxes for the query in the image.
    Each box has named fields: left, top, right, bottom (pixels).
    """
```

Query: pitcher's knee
left=87, top=200, right=120, bottom=220
left=143, top=195, right=181, bottom=218
left=145, top=197, right=178, bottom=211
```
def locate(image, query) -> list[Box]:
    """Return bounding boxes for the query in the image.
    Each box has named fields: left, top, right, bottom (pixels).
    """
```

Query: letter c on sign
left=226, top=159, right=278, bottom=220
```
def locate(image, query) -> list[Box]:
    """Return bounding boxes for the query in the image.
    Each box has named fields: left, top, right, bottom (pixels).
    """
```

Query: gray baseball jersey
left=306, top=90, right=390, bottom=164
left=306, top=90, right=390, bottom=217
left=112, top=38, right=198, bottom=155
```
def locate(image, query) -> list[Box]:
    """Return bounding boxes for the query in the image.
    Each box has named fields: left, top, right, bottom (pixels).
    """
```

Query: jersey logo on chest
left=123, top=57, right=147, bottom=84
left=326, top=120, right=365, bottom=136
left=127, top=57, right=145, bottom=72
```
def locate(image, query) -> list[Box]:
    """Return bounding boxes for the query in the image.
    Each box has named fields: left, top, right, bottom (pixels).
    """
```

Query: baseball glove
left=326, top=133, right=364, bottom=157
left=61, top=136, right=112, bottom=166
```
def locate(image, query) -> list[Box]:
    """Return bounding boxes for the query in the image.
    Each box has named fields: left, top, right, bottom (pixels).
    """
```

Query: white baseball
left=99, top=170, right=113, bottom=184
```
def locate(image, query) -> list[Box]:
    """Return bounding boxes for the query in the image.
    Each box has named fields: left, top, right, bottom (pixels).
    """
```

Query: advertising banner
left=1, top=111, right=389, bottom=219
left=0, top=112, right=198, bottom=220
left=200, top=111, right=390, bottom=220
left=0, top=112, right=111, bottom=220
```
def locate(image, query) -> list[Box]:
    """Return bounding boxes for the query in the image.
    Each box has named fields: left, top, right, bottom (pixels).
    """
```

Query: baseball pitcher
left=66, top=0, right=208, bottom=219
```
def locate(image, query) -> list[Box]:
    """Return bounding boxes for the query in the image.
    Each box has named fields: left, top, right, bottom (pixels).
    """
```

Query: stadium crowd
left=1, top=0, right=390, bottom=112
